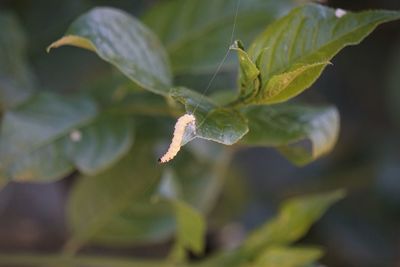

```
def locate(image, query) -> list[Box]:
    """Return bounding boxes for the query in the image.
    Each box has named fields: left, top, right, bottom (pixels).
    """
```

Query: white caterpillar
left=158, top=114, right=196, bottom=163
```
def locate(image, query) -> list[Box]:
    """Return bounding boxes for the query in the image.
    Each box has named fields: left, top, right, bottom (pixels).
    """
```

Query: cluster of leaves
left=0, top=0, right=399, bottom=266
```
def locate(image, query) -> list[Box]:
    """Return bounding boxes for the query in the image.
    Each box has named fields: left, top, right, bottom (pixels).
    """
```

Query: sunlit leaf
left=48, top=7, right=172, bottom=95
left=237, top=4, right=400, bottom=104
left=242, top=104, right=340, bottom=165
left=250, top=246, right=323, bottom=267
left=243, top=190, right=345, bottom=256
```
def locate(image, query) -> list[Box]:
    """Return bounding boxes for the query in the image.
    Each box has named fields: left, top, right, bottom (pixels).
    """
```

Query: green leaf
left=67, top=144, right=169, bottom=248
left=0, top=12, right=35, bottom=110
left=172, top=200, right=206, bottom=256
left=67, top=115, right=134, bottom=175
left=68, top=139, right=225, bottom=251
left=170, top=87, right=248, bottom=145
left=250, top=246, right=323, bottom=267
left=48, top=7, right=172, bottom=95
left=67, top=137, right=229, bottom=248
left=0, top=92, right=97, bottom=182
left=0, top=138, right=74, bottom=183
left=238, top=4, right=400, bottom=104
left=0, top=92, right=133, bottom=183
left=156, top=166, right=216, bottom=259
left=143, top=0, right=298, bottom=75
left=243, top=190, right=345, bottom=257
left=259, top=62, right=330, bottom=104
left=242, top=104, right=340, bottom=165
left=230, top=41, right=260, bottom=100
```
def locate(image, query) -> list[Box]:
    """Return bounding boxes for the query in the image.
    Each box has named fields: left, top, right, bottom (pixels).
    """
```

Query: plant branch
left=0, top=253, right=176, bottom=267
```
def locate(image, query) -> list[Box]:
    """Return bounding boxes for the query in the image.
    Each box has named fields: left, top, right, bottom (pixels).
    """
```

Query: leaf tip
left=46, top=35, right=96, bottom=54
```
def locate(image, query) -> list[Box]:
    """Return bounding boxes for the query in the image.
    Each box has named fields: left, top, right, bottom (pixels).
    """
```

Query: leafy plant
left=0, top=0, right=399, bottom=266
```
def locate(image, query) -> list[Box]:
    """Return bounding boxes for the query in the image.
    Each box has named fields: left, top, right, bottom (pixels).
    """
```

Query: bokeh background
left=0, top=0, right=400, bottom=266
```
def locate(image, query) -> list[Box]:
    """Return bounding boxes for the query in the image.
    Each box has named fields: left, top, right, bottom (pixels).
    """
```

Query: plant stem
left=0, top=253, right=176, bottom=267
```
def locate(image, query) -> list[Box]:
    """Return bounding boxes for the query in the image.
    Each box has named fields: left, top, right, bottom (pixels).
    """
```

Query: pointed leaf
left=243, top=190, right=345, bottom=256
left=48, top=7, right=172, bottom=95
left=242, top=104, right=340, bottom=165
left=240, top=4, right=400, bottom=104
left=230, top=41, right=260, bottom=100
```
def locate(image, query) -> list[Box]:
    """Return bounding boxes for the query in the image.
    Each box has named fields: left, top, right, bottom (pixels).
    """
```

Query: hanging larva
left=158, top=114, right=196, bottom=163
left=159, top=0, right=240, bottom=163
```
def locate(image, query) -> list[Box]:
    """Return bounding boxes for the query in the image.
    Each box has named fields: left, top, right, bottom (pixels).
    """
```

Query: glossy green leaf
left=250, top=246, right=323, bottom=267
left=0, top=12, right=35, bottom=110
left=143, top=0, right=298, bottom=75
left=242, top=104, right=340, bottom=165
left=237, top=4, right=400, bottom=104
left=170, top=87, right=248, bottom=145
left=48, top=7, right=172, bottom=95
left=67, top=115, right=134, bottom=175
left=243, top=190, right=345, bottom=256
left=0, top=92, right=97, bottom=182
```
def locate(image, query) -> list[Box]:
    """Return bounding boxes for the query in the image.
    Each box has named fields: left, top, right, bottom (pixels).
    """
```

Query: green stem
left=0, top=253, right=175, bottom=267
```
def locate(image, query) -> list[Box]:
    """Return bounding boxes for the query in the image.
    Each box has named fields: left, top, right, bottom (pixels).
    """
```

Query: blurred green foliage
left=0, top=0, right=399, bottom=266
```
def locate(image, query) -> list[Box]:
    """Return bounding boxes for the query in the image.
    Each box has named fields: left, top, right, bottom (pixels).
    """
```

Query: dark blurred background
left=0, top=0, right=400, bottom=266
